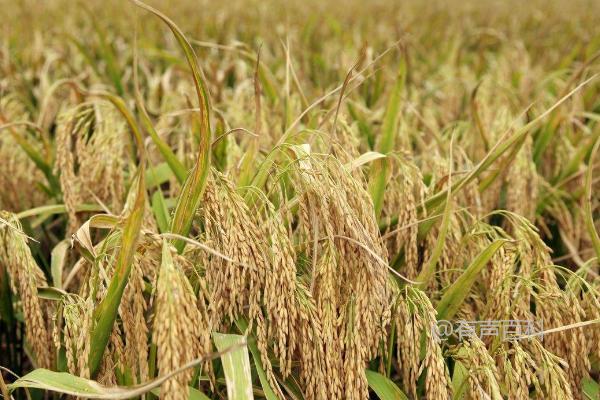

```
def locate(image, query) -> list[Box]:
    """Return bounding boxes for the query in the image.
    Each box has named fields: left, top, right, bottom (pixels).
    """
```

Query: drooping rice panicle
left=1, top=1, right=600, bottom=399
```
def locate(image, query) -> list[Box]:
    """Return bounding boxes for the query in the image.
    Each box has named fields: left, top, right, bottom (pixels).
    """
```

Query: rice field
left=1, top=0, right=599, bottom=398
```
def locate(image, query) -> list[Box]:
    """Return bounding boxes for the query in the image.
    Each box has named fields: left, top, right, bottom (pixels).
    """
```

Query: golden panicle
left=0, top=211, right=53, bottom=368
left=421, top=304, right=452, bottom=399
left=499, top=342, right=541, bottom=400
left=381, top=155, right=426, bottom=280
left=394, top=296, right=419, bottom=398
left=294, top=156, right=393, bottom=399
left=328, top=158, right=393, bottom=352
left=310, top=242, right=343, bottom=398
left=202, top=172, right=262, bottom=323
left=55, top=102, right=126, bottom=233
left=342, top=298, right=369, bottom=400
left=527, top=339, right=574, bottom=400
left=293, top=281, right=327, bottom=400
left=482, top=246, right=516, bottom=321
left=119, top=257, right=149, bottom=382
left=0, top=97, right=47, bottom=212
left=533, top=268, right=589, bottom=399
left=453, top=335, right=502, bottom=399
left=508, top=215, right=590, bottom=397
left=62, top=295, right=93, bottom=377
left=153, top=240, right=208, bottom=400
left=201, top=170, right=299, bottom=396
left=331, top=123, right=362, bottom=163
left=134, top=233, right=163, bottom=284
left=55, top=104, right=93, bottom=232
left=395, top=287, right=452, bottom=399
left=4, top=3, right=600, bottom=400
left=96, top=327, right=122, bottom=386
left=260, top=198, right=300, bottom=379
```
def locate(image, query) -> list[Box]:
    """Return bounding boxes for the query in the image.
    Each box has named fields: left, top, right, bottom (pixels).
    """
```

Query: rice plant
left=1, top=0, right=599, bottom=399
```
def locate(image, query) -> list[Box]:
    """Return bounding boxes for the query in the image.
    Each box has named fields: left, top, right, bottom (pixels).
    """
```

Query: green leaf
left=9, top=369, right=106, bottom=397
left=15, top=204, right=104, bottom=220
left=145, top=162, right=173, bottom=188
left=377, top=61, right=405, bottom=155
left=10, top=337, right=246, bottom=398
left=583, top=377, right=599, bottom=400
left=133, top=32, right=186, bottom=184
left=151, top=386, right=211, bottom=400
left=168, top=126, right=211, bottom=255
left=345, top=151, right=386, bottom=171
left=50, top=240, right=70, bottom=289
left=436, top=240, right=508, bottom=320
left=88, top=169, right=146, bottom=377
left=424, top=74, right=597, bottom=213
left=470, top=83, right=490, bottom=150
left=366, top=369, right=408, bottom=400
left=368, top=160, right=391, bottom=220
left=37, top=287, right=68, bottom=301
left=136, top=97, right=187, bottom=184
left=347, top=102, right=375, bottom=149
left=0, top=122, right=60, bottom=195
left=213, top=333, right=254, bottom=400
left=478, top=132, right=528, bottom=192
left=451, top=359, right=469, bottom=400
left=133, top=0, right=212, bottom=254
left=235, top=319, right=280, bottom=400
left=86, top=10, right=124, bottom=95
left=188, top=386, right=211, bottom=400
left=9, top=366, right=212, bottom=399
left=532, top=120, right=557, bottom=165
left=133, top=0, right=211, bottom=116
left=68, top=35, right=103, bottom=78
left=553, top=131, right=600, bottom=185
left=151, top=190, right=171, bottom=234
left=584, top=137, right=600, bottom=262
left=368, top=61, right=405, bottom=219
left=417, top=194, right=453, bottom=288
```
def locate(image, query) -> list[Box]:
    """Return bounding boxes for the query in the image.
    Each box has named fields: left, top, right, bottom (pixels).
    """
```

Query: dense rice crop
left=1, top=0, right=599, bottom=398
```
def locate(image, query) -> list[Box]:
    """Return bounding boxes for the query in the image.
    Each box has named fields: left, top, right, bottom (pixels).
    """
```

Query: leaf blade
left=366, top=369, right=409, bottom=400
left=436, top=239, right=508, bottom=320
left=88, top=169, right=146, bottom=377
left=213, top=333, right=254, bottom=400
